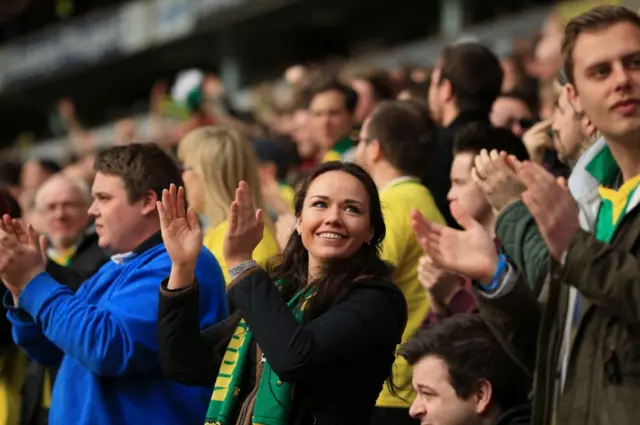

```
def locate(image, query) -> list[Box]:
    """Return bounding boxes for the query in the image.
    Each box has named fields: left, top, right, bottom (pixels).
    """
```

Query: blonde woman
left=177, top=126, right=280, bottom=283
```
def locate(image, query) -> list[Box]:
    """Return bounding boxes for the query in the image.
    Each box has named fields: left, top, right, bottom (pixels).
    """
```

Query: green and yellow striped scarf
left=205, top=284, right=314, bottom=425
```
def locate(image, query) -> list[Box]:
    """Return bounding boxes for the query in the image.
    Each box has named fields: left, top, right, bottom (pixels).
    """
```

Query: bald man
left=34, top=175, right=107, bottom=282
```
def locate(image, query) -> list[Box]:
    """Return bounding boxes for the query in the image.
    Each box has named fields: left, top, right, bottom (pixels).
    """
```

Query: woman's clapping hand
left=223, top=181, right=264, bottom=269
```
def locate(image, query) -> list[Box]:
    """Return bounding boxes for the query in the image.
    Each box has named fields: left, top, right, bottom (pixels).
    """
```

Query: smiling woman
left=156, top=162, right=408, bottom=425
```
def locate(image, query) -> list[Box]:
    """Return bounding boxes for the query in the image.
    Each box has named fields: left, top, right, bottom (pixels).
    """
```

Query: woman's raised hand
left=223, top=181, right=264, bottom=269
left=157, top=184, right=203, bottom=269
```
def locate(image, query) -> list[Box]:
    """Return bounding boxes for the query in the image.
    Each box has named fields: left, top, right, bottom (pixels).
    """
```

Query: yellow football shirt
left=376, top=177, right=446, bottom=408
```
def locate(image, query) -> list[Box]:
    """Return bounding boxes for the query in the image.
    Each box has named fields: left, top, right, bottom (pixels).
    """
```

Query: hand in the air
left=157, top=184, right=202, bottom=270
left=0, top=215, right=47, bottom=301
left=223, top=181, right=264, bottom=269
left=411, top=202, right=498, bottom=286
left=522, top=118, right=553, bottom=164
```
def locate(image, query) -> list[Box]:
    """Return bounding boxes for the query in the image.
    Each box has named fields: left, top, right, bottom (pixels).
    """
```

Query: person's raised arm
left=156, top=184, right=230, bottom=384
left=411, top=203, right=541, bottom=374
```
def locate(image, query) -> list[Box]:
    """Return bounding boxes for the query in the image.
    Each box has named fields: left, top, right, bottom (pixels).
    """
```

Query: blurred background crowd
left=0, top=1, right=638, bottom=425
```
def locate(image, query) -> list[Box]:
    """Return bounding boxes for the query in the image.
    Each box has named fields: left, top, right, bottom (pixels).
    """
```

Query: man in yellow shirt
left=306, top=78, right=358, bottom=163
left=355, top=100, right=445, bottom=425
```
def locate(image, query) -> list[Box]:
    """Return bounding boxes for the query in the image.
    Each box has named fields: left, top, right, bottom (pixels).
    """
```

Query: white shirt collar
left=110, top=251, right=137, bottom=265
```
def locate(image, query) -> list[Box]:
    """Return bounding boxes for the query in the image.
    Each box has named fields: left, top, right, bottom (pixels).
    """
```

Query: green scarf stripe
left=205, top=282, right=313, bottom=425
left=332, top=137, right=354, bottom=155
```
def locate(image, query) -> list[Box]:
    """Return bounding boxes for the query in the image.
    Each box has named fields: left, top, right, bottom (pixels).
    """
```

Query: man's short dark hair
left=94, top=143, right=184, bottom=203
left=399, top=314, right=531, bottom=412
left=306, top=77, right=359, bottom=114
left=454, top=123, right=530, bottom=162
left=562, top=5, right=640, bottom=85
left=366, top=100, right=439, bottom=177
left=354, top=71, right=396, bottom=101
left=438, top=43, right=503, bottom=113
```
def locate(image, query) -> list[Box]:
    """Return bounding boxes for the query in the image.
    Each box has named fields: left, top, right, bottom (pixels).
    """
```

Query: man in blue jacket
left=0, top=143, right=228, bottom=425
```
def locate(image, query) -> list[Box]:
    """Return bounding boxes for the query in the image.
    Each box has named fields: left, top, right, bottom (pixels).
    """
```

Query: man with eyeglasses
left=34, top=174, right=107, bottom=283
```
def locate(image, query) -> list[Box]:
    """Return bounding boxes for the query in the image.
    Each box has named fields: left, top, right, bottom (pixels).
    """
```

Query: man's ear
left=566, top=83, right=583, bottom=115
left=581, top=114, right=597, bottom=139
left=474, top=379, right=493, bottom=415
left=370, top=139, right=383, bottom=162
left=142, top=190, right=160, bottom=216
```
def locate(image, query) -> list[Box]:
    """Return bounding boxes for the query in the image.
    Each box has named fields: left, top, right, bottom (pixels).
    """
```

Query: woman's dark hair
left=270, top=161, right=392, bottom=321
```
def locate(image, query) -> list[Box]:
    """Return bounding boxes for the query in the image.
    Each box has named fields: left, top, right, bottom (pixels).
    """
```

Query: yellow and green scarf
left=205, top=284, right=314, bottom=425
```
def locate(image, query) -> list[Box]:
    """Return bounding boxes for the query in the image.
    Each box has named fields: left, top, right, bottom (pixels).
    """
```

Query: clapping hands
left=417, top=255, right=464, bottom=313
left=472, top=149, right=526, bottom=213
left=157, top=184, right=203, bottom=270
left=0, top=215, right=47, bottom=303
left=223, top=181, right=264, bottom=269
left=411, top=202, right=498, bottom=286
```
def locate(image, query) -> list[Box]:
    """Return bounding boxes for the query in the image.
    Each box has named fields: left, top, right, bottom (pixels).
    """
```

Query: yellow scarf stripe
left=598, top=174, right=640, bottom=225
left=211, top=322, right=248, bottom=402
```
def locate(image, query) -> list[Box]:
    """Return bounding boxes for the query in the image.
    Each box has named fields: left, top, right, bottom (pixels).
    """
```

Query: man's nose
left=409, top=400, right=425, bottom=419
left=87, top=201, right=98, bottom=217
left=613, top=63, right=632, bottom=91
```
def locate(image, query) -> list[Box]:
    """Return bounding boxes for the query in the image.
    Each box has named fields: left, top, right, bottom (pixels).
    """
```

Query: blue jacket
left=6, top=239, right=228, bottom=425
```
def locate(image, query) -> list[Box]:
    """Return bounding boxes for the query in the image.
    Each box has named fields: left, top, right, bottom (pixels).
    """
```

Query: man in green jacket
left=476, top=70, right=599, bottom=296
left=411, top=5, right=640, bottom=425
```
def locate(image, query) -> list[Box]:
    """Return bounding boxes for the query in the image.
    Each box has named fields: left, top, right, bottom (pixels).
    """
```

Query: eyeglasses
left=40, top=202, right=85, bottom=216
left=179, top=165, right=194, bottom=173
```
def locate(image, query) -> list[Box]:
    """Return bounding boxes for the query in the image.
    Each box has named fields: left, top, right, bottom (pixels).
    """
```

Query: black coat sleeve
left=228, top=268, right=407, bottom=382
left=157, top=281, right=229, bottom=386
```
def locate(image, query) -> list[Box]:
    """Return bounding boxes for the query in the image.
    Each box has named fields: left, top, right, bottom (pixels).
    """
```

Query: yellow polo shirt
left=377, top=177, right=446, bottom=408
